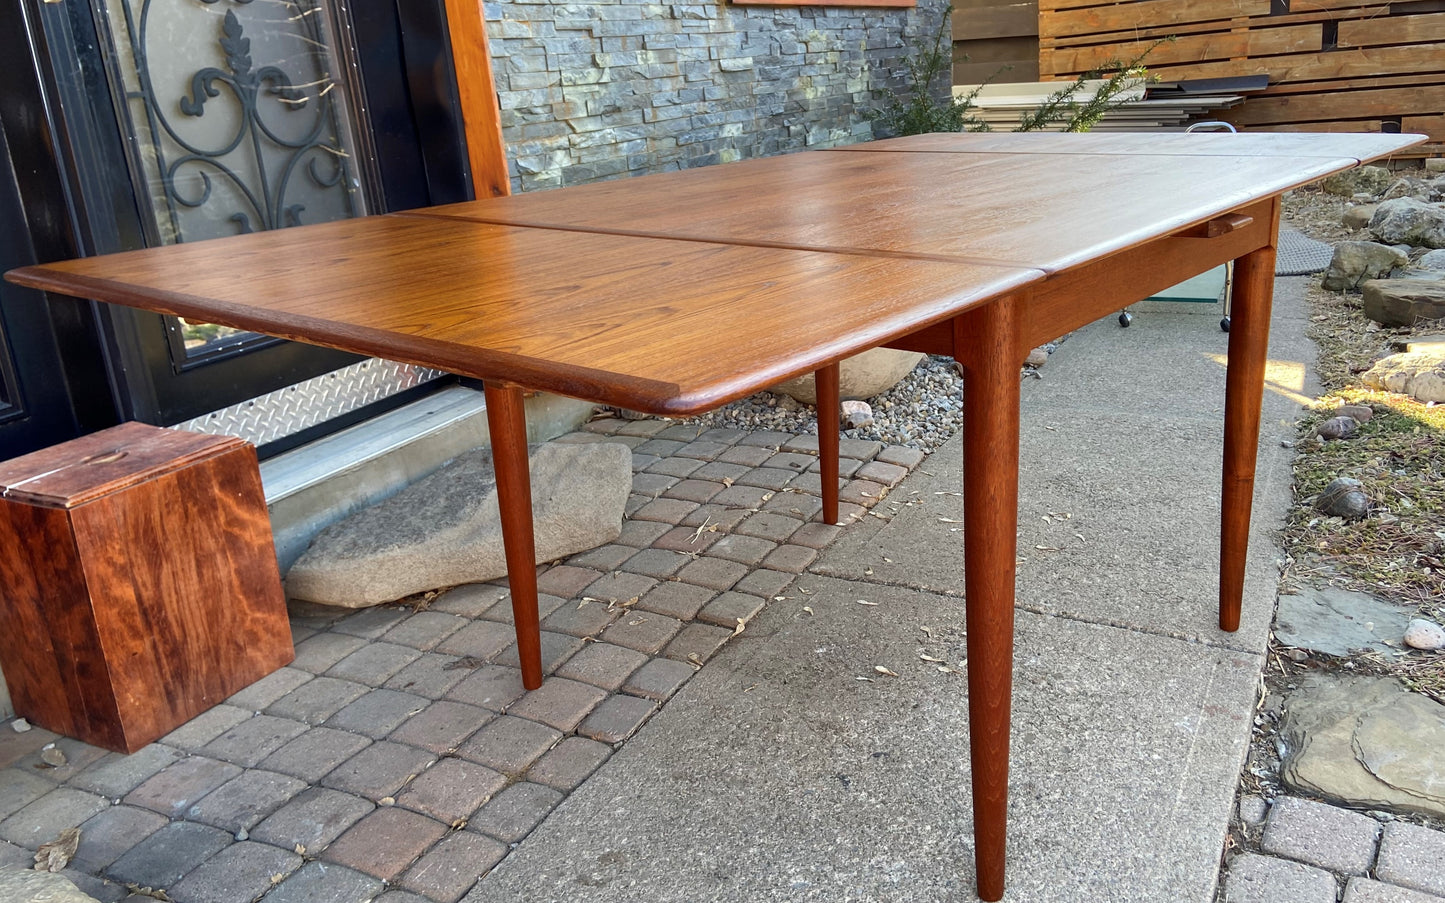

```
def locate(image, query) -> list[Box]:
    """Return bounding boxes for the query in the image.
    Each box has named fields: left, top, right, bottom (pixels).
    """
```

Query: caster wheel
left=1118, top=311, right=1133, bottom=328
left=1220, top=317, right=1231, bottom=333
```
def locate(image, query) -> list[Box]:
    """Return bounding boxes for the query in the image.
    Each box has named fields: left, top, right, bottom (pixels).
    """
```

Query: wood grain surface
left=837, top=131, right=1424, bottom=163
left=0, top=429, right=291, bottom=753
left=8, top=215, right=1040, bottom=415
left=411, top=144, right=1374, bottom=274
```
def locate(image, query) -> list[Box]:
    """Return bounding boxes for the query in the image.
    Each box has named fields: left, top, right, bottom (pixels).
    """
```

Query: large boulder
left=0, top=868, right=99, bottom=903
left=286, top=442, right=631, bottom=607
left=1361, top=349, right=1445, bottom=404
left=1369, top=197, right=1445, bottom=249
left=1321, top=165, right=1393, bottom=197
left=1280, top=675, right=1445, bottom=819
left=1361, top=276, right=1445, bottom=327
left=771, top=348, right=923, bottom=405
left=1320, top=241, right=1408, bottom=292
left=1342, top=204, right=1378, bottom=231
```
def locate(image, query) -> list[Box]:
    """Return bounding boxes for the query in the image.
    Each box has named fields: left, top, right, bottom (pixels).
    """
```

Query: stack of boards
left=952, top=79, right=1249, bottom=132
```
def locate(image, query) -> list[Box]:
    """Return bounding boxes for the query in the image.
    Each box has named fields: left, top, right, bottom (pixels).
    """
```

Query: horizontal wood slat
left=953, top=0, right=1038, bottom=39
left=1036, top=0, right=1445, bottom=155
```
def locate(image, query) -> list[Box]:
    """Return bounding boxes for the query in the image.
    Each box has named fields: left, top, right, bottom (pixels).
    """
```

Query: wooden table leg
left=816, top=363, right=841, bottom=525
left=955, top=296, right=1022, bottom=902
left=483, top=382, right=544, bottom=690
left=1219, top=239, right=1278, bottom=633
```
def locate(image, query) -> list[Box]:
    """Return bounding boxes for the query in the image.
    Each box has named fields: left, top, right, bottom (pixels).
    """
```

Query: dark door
left=0, top=0, right=472, bottom=459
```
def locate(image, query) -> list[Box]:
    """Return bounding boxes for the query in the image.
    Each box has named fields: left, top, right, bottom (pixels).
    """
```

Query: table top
left=7, top=132, right=1426, bottom=415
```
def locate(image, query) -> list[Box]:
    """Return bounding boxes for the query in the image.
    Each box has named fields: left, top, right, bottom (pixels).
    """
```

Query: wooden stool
left=0, top=422, right=292, bottom=753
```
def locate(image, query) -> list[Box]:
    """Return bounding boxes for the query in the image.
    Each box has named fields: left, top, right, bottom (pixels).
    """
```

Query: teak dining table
left=7, top=131, right=1424, bottom=900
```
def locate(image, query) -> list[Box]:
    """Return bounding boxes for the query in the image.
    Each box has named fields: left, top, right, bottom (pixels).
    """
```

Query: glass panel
left=97, top=0, right=369, bottom=361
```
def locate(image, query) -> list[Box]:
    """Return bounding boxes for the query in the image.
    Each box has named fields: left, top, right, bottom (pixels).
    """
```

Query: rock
left=1428, top=158, right=1445, bottom=174
left=1321, top=241, right=1409, bottom=292
left=1418, top=249, right=1445, bottom=271
left=1323, top=165, right=1394, bottom=197
left=11, top=718, right=30, bottom=733
left=39, top=746, right=65, bottom=767
left=1361, top=277, right=1445, bottom=327
left=1361, top=350, right=1445, bottom=404
left=771, top=348, right=924, bottom=404
left=841, top=399, right=874, bottom=429
left=1025, top=347, right=1049, bottom=368
left=1404, top=619, right=1445, bottom=651
left=1336, top=404, right=1373, bottom=423
left=1280, top=674, right=1445, bottom=819
left=1343, top=204, right=1379, bottom=231
left=1273, top=586, right=1413, bottom=657
left=0, top=867, right=100, bottom=903
left=1316, top=477, right=1369, bottom=520
left=1316, top=416, right=1358, bottom=440
left=1369, top=198, right=1445, bottom=249
left=285, top=442, right=631, bottom=608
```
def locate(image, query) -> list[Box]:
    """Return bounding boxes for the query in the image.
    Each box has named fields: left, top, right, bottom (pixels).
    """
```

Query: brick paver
left=291, top=632, right=369, bottom=672
left=250, top=787, right=374, bottom=853
left=630, top=471, right=680, bottom=498
left=331, top=606, right=411, bottom=639
left=876, top=445, right=925, bottom=468
left=635, top=581, right=715, bottom=620
left=706, top=533, right=778, bottom=566
left=734, top=511, right=804, bottom=543
left=397, top=758, right=506, bottom=825
left=385, top=653, right=475, bottom=699
left=430, top=583, right=508, bottom=618
left=323, top=806, right=448, bottom=881
left=327, top=689, right=429, bottom=738
left=0, top=769, right=58, bottom=822
left=621, top=548, right=692, bottom=579
left=72, top=805, right=167, bottom=871
left=622, top=657, right=696, bottom=701
left=200, top=713, right=309, bottom=767
left=1343, top=878, right=1445, bottom=902
left=106, top=820, right=232, bottom=889
left=600, top=611, right=685, bottom=654
left=734, top=567, right=797, bottom=600
left=542, top=596, right=622, bottom=637
left=400, top=830, right=507, bottom=902
left=69, top=745, right=180, bottom=798
left=789, top=521, right=843, bottom=549
left=264, top=860, right=384, bottom=903
left=507, top=678, right=608, bottom=732
left=555, top=643, right=650, bottom=691
left=680, top=503, right=753, bottom=532
left=468, top=782, right=563, bottom=844
left=631, top=497, right=700, bottom=524
left=697, top=591, right=768, bottom=628
left=617, top=519, right=671, bottom=547
left=387, top=701, right=491, bottom=756
left=321, top=741, right=435, bottom=801
left=0, top=723, right=57, bottom=770
left=480, top=591, right=566, bottom=626
left=536, top=565, right=605, bottom=598
left=526, top=736, right=613, bottom=791
left=1262, top=796, right=1380, bottom=875
left=184, top=768, right=308, bottom=833
left=227, top=667, right=314, bottom=711
left=650, top=524, right=721, bottom=553
left=266, top=676, right=371, bottom=725
left=446, top=665, right=528, bottom=712
left=160, top=704, right=252, bottom=750
left=761, top=544, right=818, bottom=574
left=259, top=727, right=373, bottom=783
left=456, top=716, right=562, bottom=776
left=126, top=756, right=243, bottom=820
left=1225, top=852, right=1338, bottom=903
left=13, top=738, right=106, bottom=783
left=168, top=840, right=303, bottom=903
left=577, top=694, right=658, bottom=744
left=435, top=619, right=516, bottom=661
left=493, top=630, right=585, bottom=674
left=663, top=622, right=735, bottom=664
left=1376, top=822, right=1445, bottom=898
left=380, top=612, right=469, bottom=651
left=327, top=641, right=423, bottom=686
left=676, top=556, right=749, bottom=591
left=857, top=459, right=909, bottom=487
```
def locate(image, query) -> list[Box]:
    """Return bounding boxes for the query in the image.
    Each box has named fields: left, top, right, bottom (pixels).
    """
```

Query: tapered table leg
left=483, top=382, right=543, bottom=690
left=1220, top=238, right=1278, bottom=633
left=955, top=297, right=1022, bottom=902
left=816, top=363, right=841, bottom=525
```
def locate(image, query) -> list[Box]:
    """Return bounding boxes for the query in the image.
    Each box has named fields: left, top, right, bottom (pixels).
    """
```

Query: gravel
left=665, top=349, right=1055, bottom=453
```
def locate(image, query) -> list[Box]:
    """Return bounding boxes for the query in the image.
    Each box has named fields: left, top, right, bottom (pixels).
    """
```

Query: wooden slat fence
left=1038, top=0, right=1445, bottom=154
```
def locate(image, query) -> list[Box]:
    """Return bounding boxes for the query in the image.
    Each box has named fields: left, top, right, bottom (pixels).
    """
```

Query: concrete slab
left=464, top=575, right=1262, bottom=903
left=816, top=277, right=1318, bottom=652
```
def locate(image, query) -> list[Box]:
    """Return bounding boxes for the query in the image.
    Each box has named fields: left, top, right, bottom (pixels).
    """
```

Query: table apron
left=881, top=198, right=1278, bottom=359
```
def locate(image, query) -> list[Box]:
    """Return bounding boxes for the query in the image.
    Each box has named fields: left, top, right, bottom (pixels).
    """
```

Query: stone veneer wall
left=484, top=0, right=949, bottom=192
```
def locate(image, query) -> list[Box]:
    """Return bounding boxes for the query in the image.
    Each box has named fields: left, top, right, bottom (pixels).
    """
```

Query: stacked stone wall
left=484, top=0, right=948, bottom=191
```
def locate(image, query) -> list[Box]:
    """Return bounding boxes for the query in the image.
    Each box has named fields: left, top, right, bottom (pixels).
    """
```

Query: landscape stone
left=1404, top=619, right=1445, bottom=651
left=1224, top=853, right=1337, bottom=903
left=1273, top=586, right=1412, bottom=656
left=286, top=442, right=631, bottom=607
left=0, top=866, right=99, bottom=903
left=1260, top=795, right=1380, bottom=875
left=1322, top=241, right=1410, bottom=292
left=1361, top=350, right=1445, bottom=403
left=1375, top=821, right=1445, bottom=897
left=771, top=348, right=923, bottom=404
left=1369, top=198, right=1445, bottom=249
left=1344, top=204, right=1380, bottom=230
left=1362, top=277, right=1445, bottom=328
left=1324, top=165, right=1394, bottom=198
left=1418, top=249, right=1445, bottom=270
left=1280, top=674, right=1445, bottom=818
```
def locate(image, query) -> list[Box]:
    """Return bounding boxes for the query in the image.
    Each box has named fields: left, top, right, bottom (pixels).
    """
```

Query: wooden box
left=0, top=422, right=292, bottom=753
